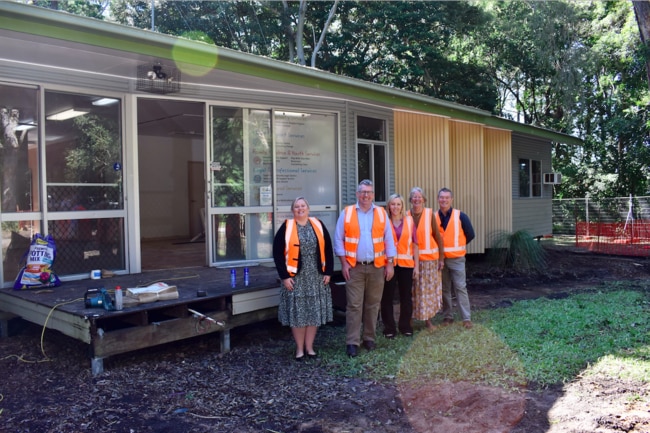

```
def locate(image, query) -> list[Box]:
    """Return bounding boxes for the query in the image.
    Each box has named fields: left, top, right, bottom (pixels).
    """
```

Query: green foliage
left=481, top=0, right=588, bottom=126
left=314, top=287, right=649, bottom=390
left=487, top=230, right=547, bottom=273
left=54, top=0, right=650, bottom=198
left=476, top=289, right=650, bottom=385
left=66, top=114, right=121, bottom=184
left=1, top=221, right=19, bottom=233
left=33, top=0, right=108, bottom=19
left=315, top=323, right=526, bottom=388
left=211, top=112, right=245, bottom=207
left=553, top=1, right=650, bottom=198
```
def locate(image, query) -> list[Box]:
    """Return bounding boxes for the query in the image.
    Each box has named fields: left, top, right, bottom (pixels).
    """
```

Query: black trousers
left=380, top=264, right=414, bottom=335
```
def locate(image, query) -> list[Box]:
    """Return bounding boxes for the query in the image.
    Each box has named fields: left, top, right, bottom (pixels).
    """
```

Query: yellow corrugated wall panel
left=393, top=111, right=449, bottom=202
left=484, top=128, right=512, bottom=247
left=449, top=121, right=485, bottom=253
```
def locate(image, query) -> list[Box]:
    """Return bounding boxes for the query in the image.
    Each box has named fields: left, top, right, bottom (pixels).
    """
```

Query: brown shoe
left=362, top=340, right=376, bottom=351
left=463, top=321, right=473, bottom=329
left=425, top=321, right=438, bottom=331
left=441, top=318, right=454, bottom=327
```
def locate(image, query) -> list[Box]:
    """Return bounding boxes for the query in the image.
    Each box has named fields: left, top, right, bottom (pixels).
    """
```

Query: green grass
left=315, top=285, right=650, bottom=389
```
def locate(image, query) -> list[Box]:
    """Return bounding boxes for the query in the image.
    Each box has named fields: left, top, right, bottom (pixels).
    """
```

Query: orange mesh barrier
left=576, top=221, right=650, bottom=257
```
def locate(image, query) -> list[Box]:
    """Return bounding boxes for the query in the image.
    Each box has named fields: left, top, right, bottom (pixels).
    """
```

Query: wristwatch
left=387, top=258, right=394, bottom=264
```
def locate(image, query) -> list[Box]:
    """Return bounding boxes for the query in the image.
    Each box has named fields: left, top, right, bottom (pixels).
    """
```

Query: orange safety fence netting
left=576, top=220, right=650, bottom=257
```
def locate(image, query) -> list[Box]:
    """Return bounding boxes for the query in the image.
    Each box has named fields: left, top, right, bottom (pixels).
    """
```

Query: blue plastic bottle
left=244, top=267, right=250, bottom=287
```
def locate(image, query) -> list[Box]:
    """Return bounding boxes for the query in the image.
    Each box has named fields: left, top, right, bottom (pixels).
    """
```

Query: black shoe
left=362, top=340, right=376, bottom=351
left=346, top=344, right=358, bottom=357
left=384, top=333, right=395, bottom=339
left=295, top=355, right=304, bottom=362
left=402, top=332, right=413, bottom=337
left=307, top=352, right=318, bottom=359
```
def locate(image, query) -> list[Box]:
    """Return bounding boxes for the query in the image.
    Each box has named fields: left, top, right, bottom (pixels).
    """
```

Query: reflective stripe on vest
left=284, top=217, right=327, bottom=276
left=409, top=208, right=439, bottom=261
left=393, top=215, right=415, bottom=267
left=435, top=209, right=467, bottom=258
left=343, top=205, right=387, bottom=267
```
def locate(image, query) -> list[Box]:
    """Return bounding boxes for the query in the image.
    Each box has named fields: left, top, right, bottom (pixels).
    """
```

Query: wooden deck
left=0, top=264, right=282, bottom=375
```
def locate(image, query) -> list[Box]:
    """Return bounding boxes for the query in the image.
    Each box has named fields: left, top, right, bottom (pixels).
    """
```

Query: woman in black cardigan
left=273, top=197, right=334, bottom=361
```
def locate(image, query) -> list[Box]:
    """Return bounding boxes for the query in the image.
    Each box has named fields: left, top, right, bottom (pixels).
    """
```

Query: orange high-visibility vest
left=408, top=208, right=439, bottom=261
left=284, top=217, right=326, bottom=276
left=392, top=216, right=415, bottom=267
left=435, top=209, right=467, bottom=258
left=342, top=205, right=387, bottom=267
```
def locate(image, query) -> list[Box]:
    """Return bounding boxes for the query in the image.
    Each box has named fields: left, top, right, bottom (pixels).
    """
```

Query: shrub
left=488, top=229, right=546, bottom=273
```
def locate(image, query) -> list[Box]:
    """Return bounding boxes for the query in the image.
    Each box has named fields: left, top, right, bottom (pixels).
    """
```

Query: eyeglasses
left=358, top=191, right=374, bottom=195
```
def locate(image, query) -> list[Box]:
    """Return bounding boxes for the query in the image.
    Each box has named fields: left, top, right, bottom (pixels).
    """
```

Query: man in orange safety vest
left=334, top=179, right=396, bottom=357
left=436, top=187, right=475, bottom=329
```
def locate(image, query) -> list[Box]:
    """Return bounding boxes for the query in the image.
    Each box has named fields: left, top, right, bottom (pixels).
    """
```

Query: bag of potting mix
left=13, top=233, right=61, bottom=290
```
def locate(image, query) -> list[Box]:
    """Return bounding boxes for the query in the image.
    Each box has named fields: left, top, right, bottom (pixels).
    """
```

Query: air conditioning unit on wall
left=543, top=173, right=562, bottom=184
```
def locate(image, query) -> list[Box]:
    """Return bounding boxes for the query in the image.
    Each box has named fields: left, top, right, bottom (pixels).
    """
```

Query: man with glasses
left=334, top=179, right=396, bottom=357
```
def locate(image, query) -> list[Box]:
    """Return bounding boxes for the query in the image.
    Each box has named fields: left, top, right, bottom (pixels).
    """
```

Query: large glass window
left=45, top=91, right=125, bottom=275
left=274, top=111, right=337, bottom=207
left=357, top=116, right=387, bottom=202
left=0, top=84, right=39, bottom=214
left=519, top=158, right=542, bottom=198
left=1, top=84, right=40, bottom=284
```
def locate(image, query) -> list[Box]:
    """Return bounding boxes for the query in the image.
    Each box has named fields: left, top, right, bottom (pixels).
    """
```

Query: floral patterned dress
left=411, top=212, right=442, bottom=321
left=412, top=260, right=442, bottom=320
left=278, top=221, right=333, bottom=327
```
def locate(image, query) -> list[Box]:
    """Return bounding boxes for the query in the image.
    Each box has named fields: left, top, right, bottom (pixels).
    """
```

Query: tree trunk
left=296, top=0, right=307, bottom=65
left=1, top=108, right=20, bottom=213
left=633, top=0, right=650, bottom=89
left=311, top=0, right=339, bottom=68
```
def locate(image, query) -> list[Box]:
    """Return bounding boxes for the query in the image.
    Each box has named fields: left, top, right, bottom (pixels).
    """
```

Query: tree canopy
left=35, top=0, right=650, bottom=199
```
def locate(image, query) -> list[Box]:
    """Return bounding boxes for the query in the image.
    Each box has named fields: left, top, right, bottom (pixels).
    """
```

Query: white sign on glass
left=275, top=112, right=337, bottom=206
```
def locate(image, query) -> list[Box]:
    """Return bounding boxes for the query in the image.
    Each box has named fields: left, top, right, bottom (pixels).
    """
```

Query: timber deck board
left=0, top=265, right=282, bottom=374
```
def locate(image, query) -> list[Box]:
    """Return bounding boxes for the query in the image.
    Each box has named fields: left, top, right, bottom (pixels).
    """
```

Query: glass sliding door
left=208, top=107, right=339, bottom=266
left=209, top=107, right=273, bottom=264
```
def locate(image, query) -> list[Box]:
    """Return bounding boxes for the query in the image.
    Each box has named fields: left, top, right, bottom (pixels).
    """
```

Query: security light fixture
left=137, top=63, right=181, bottom=94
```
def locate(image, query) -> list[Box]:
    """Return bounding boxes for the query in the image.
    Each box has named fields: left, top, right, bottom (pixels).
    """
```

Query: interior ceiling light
left=15, top=123, right=36, bottom=131
left=46, top=108, right=89, bottom=121
left=92, top=98, right=119, bottom=106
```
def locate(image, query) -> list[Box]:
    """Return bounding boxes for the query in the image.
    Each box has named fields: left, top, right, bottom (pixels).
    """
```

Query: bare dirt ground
left=1, top=243, right=649, bottom=433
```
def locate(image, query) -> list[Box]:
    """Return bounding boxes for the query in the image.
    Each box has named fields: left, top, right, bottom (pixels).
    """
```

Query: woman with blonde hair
left=273, top=197, right=334, bottom=360
left=380, top=193, right=419, bottom=337
left=408, top=187, right=444, bottom=330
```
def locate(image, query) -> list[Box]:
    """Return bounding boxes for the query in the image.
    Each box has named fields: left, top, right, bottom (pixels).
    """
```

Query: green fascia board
left=0, top=2, right=582, bottom=146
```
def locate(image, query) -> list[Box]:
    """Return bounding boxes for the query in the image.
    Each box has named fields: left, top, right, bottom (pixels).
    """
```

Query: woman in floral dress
left=273, top=197, right=334, bottom=360
left=408, top=187, right=445, bottom=330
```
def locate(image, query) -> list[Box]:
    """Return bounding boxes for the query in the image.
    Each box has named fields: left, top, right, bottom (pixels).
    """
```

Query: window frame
left=518, top=158, right=543, bottom=198
left=356, top=116, right=388, bottom=203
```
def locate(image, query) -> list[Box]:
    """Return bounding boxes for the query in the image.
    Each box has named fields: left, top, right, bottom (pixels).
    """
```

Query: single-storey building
left=0, top=2, right=580, bottom=286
